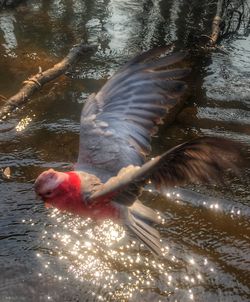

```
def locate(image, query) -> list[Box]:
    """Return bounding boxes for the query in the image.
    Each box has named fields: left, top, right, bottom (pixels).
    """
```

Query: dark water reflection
left=0, top=0, right=249, bottom=301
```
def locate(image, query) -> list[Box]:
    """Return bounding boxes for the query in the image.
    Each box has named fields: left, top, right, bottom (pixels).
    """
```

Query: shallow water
left=0, top=1, right=249, bottom=301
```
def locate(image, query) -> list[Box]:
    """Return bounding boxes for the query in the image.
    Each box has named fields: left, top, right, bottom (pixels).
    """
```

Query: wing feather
left=76, top=48, right=189, bottom=177
left=89, top=137, right=242, bottom=205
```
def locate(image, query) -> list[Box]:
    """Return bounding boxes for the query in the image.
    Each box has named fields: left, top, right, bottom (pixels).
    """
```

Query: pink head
left=34, top=168, right=84, bottom=214
left=35, top=169, right=69, bottom=200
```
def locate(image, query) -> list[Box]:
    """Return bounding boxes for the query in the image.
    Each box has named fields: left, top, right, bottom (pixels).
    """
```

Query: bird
left=35, top=48, right=242, bottom=255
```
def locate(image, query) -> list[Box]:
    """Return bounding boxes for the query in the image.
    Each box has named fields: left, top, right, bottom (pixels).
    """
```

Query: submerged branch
left=0, top=43, right=97, bottom=120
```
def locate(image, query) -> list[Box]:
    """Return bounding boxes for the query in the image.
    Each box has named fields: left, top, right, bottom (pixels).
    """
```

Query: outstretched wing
left=88, top=137, right=242, bottom=206
left=75, top=48, right=189, bottom=179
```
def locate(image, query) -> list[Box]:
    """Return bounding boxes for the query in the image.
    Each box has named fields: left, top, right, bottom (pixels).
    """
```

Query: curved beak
left=44, top=202, right=53, bottom=208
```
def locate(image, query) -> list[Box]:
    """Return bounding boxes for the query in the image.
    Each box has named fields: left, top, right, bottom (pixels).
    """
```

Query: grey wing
left=75, top=48, right=189, bottom=179
left=89, top=136, right=242, bottom=205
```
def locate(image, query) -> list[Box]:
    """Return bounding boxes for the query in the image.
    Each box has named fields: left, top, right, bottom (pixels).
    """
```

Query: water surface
left=0, top=1, right=249, bottom=301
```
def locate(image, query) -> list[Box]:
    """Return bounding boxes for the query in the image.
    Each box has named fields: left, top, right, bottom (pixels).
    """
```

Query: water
left=0, top=1, right=249, bottom=301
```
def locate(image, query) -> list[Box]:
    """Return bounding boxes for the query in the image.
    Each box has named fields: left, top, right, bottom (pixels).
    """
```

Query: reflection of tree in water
left=220, top=0, right=250, bottom=37
left=1, top=0, right=248, bottom=56
left=0, top=12, right=17, bottom=56
left=0, top=0, right=22, bottom=8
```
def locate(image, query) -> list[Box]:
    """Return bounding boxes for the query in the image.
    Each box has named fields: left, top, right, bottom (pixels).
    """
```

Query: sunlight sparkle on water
left=189, top=291, right=194, bottom=300
left=209, top=203, right=219, bottom=210
left=15, top=116, right=33, bottom=132
left=30, top=208, right=207, bottom=300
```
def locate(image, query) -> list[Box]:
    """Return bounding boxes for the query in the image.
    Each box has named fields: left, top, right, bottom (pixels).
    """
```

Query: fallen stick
left=0, top=43, right=97, bottom=120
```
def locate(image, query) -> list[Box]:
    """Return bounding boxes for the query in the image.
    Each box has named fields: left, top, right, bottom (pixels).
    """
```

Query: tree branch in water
left=0, top=43, right=97, bottom=120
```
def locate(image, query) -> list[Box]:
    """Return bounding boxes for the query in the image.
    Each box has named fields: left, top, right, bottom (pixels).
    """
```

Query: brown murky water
left=0, top=1, right=249, bottom=301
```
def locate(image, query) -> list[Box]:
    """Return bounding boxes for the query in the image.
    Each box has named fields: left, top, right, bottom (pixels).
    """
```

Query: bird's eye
left=44, top=191, right=52, bottom=197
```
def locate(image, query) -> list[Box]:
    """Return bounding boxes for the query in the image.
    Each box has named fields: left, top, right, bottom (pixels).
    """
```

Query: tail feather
left=124, top=202, right=163, bottom=255
left=129, top=200, right=161, bottom=224
left=131, top=214, right=160, bottom=240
